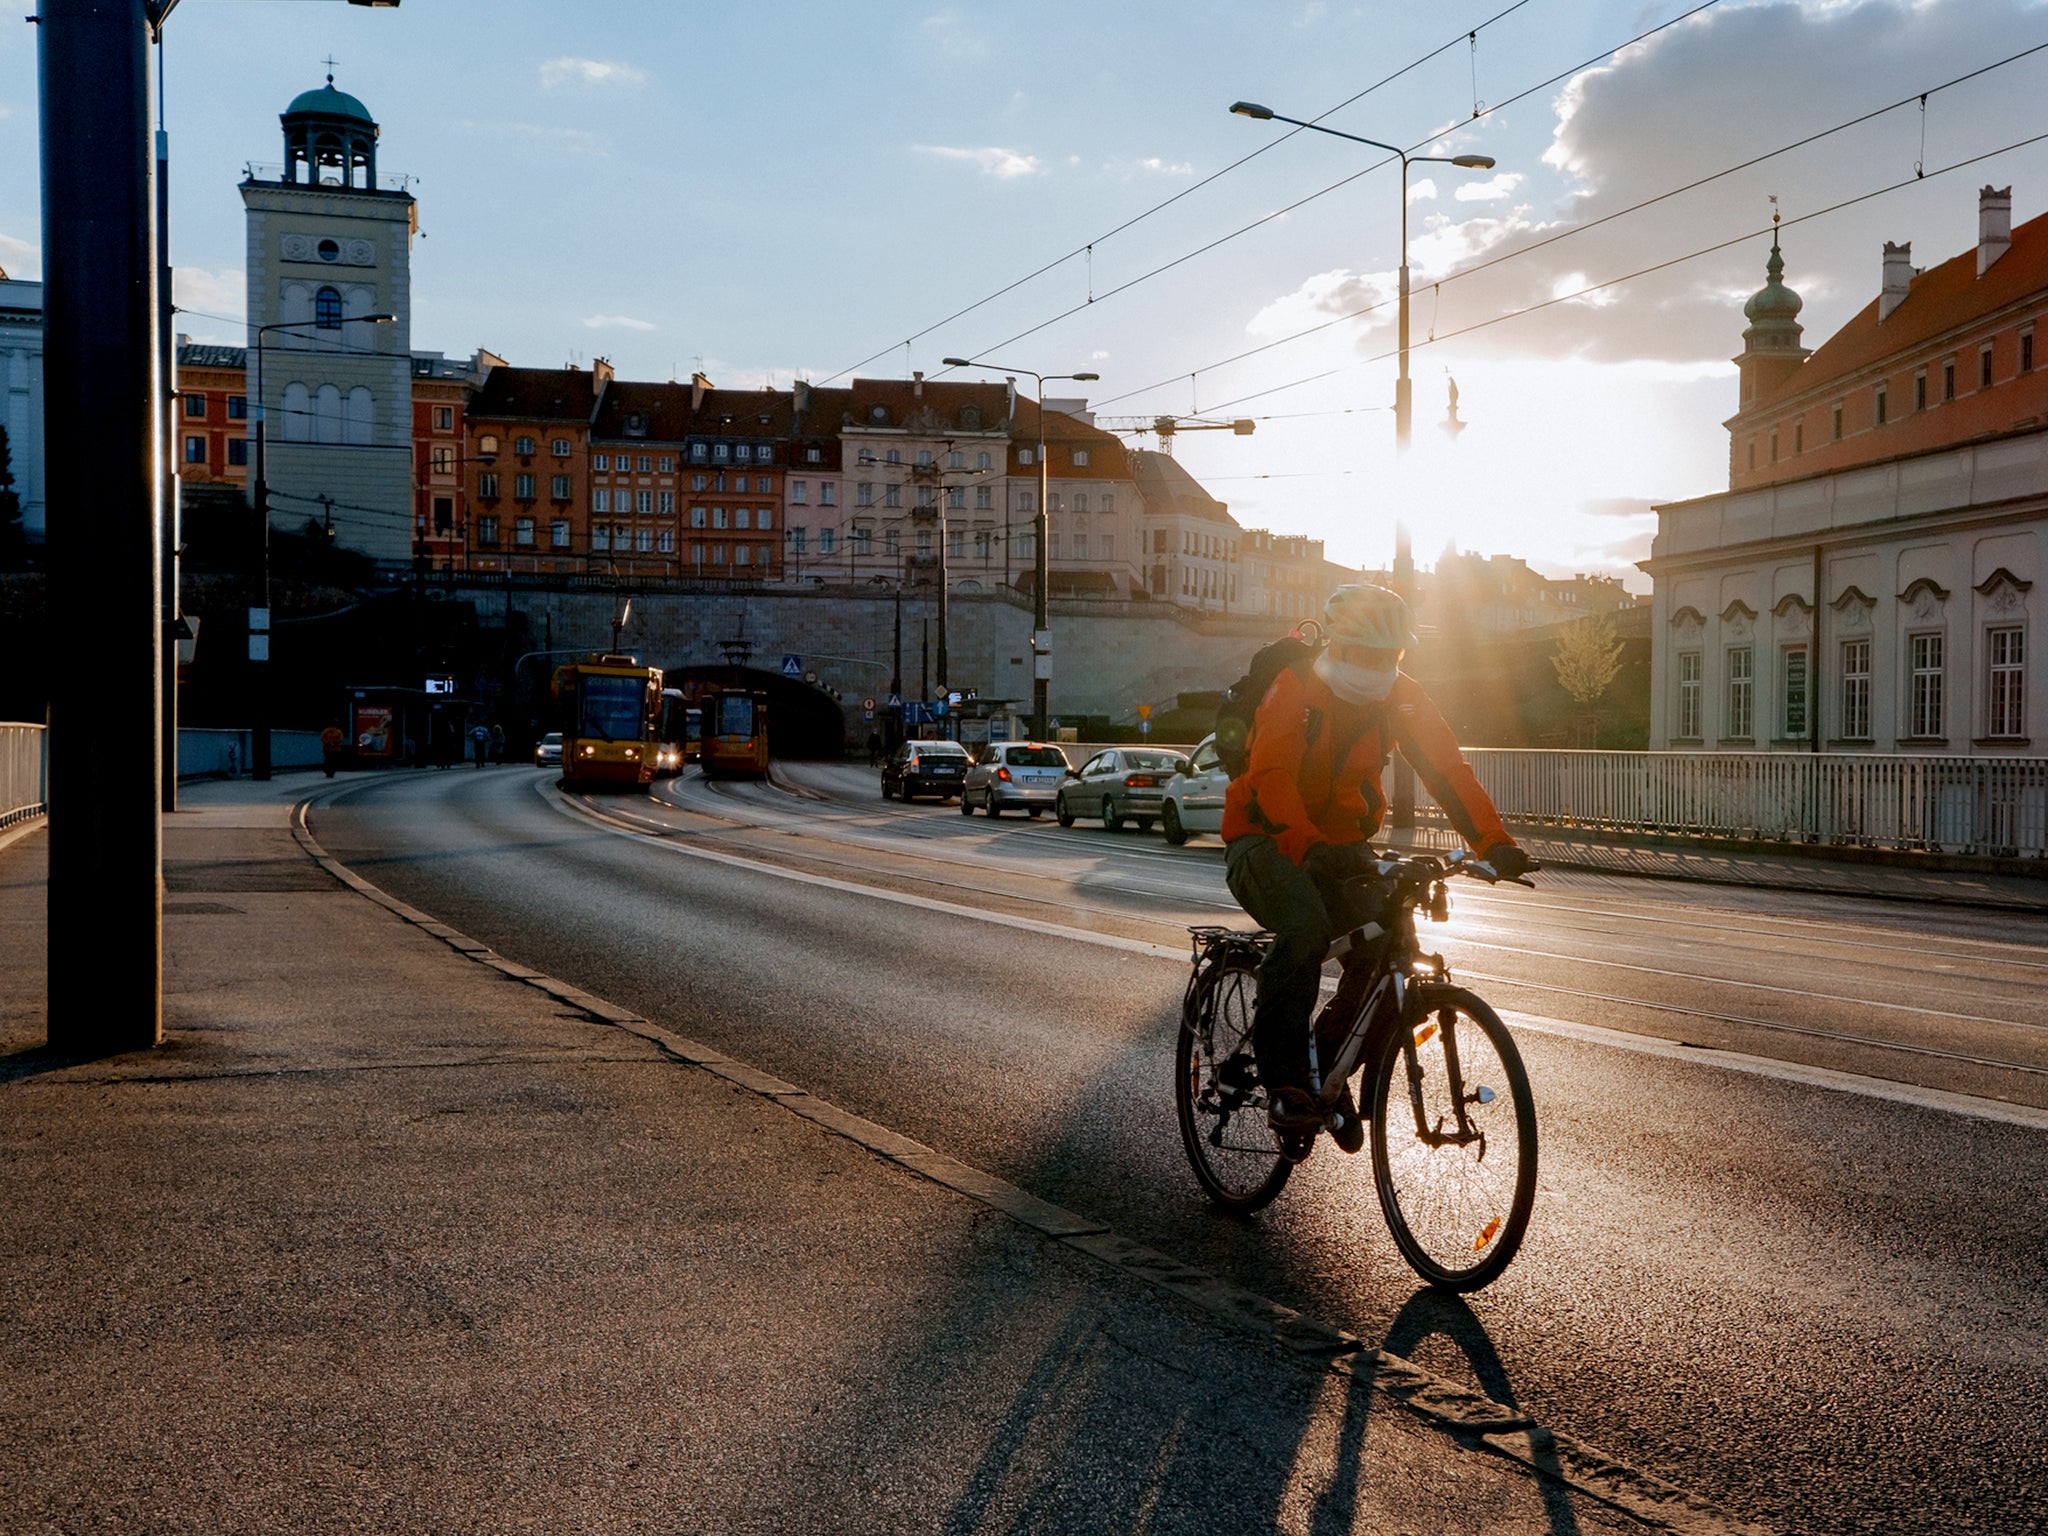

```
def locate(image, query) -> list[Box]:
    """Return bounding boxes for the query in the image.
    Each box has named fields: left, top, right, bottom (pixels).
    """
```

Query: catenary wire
left=1092, top=40, right=2048, bottom=411
left=813, top=0, right=1547, bottom=386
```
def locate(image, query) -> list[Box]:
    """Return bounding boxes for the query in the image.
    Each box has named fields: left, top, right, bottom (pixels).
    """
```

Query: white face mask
left=1314, top=648, right=1398, bottom=705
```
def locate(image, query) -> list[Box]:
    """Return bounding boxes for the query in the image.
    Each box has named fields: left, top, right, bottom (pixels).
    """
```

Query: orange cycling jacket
left=1220, top=663, right=1513, bottom=867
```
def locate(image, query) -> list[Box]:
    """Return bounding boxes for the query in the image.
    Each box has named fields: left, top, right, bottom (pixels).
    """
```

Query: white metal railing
left=1424, top=750, right=2048, bottom=860
left=0, top=722, right=47, bottom=829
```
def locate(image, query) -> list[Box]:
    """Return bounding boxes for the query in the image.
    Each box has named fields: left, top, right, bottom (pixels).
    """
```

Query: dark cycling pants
left=1223, top=834, right=1371, bottom=1098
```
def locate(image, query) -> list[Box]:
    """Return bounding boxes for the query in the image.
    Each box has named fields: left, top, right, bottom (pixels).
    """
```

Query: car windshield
left=1004, top=747, right=1067, bottom=767
left=1124, top=750, right=1184, bottom=771
left=917, top=743, right=968, bottom=757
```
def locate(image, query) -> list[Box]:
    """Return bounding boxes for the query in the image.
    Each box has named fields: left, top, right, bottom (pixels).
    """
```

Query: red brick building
left=172, top=340, right=251, bottom=494
left=464, top=361, right=608, bottom=573
left=411, top=350, right=499, bottom=570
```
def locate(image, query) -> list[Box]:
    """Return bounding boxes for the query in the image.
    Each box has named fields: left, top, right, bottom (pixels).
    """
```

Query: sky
left=5, top=0, right=2048, bottom=591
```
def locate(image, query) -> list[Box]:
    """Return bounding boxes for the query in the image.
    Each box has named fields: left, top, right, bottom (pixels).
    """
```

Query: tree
left=1550, top=613, right=1626, bottom=746
left=0, top=422, right=24, bottom=569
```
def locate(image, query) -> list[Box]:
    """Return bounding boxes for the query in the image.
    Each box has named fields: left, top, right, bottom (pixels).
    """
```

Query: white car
left=534, top=732, right=564, bottom=768
left=1159, top=733, right=1229, bottom=845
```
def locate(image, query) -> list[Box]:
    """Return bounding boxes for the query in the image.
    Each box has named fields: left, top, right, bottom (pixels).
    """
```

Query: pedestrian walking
left=866, top=730, right=883, bottom=767
left=489, top=723, right=505, bottom=765
left=471, top=723, right=489, bottom=769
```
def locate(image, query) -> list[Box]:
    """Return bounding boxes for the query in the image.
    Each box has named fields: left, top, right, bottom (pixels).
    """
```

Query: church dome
left=284, top=81, right=373, bottom=124
left=1743, top=239, right=1803, bottom=325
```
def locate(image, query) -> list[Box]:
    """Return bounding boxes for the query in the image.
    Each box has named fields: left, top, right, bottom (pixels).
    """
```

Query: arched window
left=280, top=382, right=311, bottom=443
left=315, top=286, right=344, bottom=330
left=345, top=386, right=374, bottom=446
left=314, top=384, right=343, bottom=444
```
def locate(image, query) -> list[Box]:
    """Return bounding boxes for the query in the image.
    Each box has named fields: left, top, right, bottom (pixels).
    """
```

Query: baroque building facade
left=1647, top=188, right=2048, bottom=755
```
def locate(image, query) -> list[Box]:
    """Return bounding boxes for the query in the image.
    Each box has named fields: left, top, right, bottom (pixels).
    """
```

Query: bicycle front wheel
left=1368, top=985, right=1536, bottom=1291
left=1176, top=954, right=1291, bottom=1213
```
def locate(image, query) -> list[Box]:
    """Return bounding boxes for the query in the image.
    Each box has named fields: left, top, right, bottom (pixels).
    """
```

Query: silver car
left=961, top=742, right=1070, bottom=818
left=1159, top=733, right=1228, bottom=845
left=534, top=731, right=564, bottom=768
left=1055, top=747, right=1191, bottom=832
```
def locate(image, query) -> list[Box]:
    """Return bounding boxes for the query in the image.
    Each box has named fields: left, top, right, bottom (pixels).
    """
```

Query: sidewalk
left=0, top=780, right=1738, bottom=1536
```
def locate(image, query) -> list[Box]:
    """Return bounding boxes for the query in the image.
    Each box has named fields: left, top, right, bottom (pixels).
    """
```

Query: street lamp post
left=942, top=358, right=1099, bottom=741
left=249, top=310, right=394, bottom=779
left=1229, top=103, right=1494, bottom=823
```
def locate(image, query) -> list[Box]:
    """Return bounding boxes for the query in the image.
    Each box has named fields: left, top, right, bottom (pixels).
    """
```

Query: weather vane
left=322, top=54, right=339, bottom=84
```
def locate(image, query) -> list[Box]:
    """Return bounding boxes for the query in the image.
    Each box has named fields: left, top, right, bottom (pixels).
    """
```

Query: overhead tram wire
left=875, top=1, right=1727, bottom=389
left=1202, top=127, right=2048, bottom=417
left=1093, top=40, right=2048, bottom=411
left=812, top=0, right=1551, bottom=386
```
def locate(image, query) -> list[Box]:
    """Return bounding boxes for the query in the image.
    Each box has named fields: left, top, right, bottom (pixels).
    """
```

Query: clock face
left=318, top=239, right=340, bottom=262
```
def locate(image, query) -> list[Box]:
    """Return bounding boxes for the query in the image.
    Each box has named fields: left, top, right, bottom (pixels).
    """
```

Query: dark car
left=882, top=739, right=971, bottom=802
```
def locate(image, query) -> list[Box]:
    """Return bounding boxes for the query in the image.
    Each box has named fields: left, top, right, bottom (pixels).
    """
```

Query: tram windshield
left=579, top=674, right=648, bottom=741
left=714, top=694, right=756, bottom=737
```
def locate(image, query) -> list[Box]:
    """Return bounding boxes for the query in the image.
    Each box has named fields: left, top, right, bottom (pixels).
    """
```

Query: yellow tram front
left=699, top=687, right=769, bottom=779
left=552, top=654, right=663, bottom=789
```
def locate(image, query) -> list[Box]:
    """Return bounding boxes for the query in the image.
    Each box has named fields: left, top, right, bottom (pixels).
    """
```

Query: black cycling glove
left=1483, top=843, right=1532, bottom=880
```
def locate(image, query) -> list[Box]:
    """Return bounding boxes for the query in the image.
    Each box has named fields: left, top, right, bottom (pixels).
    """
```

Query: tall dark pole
left=156, top=85, right=179, bottom=813
left=889, top=585, right=902, bottom=748
left=40, top=0, right=163, bottom=1050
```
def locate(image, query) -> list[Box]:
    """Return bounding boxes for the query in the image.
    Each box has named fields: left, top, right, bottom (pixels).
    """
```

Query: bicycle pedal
left=1277, top=1128, right=1316, bottom=1165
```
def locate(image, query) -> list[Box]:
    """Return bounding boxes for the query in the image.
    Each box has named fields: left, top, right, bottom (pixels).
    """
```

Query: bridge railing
left=1, top=722, right=48, bottom=830
left=1427, top=750, right=2048, bottom=859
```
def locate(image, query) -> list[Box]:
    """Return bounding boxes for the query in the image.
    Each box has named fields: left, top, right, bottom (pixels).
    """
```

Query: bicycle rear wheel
left=1176, top=954, right=1291, bottom=1213
left=1368, top=985, right=1536, bottom=1291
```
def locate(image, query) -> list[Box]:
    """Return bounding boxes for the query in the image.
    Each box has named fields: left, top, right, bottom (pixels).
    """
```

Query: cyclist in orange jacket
left=1221, top=583, right=1528, bottom=1155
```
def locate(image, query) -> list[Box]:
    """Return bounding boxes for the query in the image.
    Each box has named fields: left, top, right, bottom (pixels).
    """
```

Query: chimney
left=1979, top=184, right=2013, bottom=276
left=912, top=370, right=924, bottom=399
left=592, top=356, right=614, bottom=391
left=1879, top=240, right=1913, bottom=321
left=793, top=379, right=811, bottom=415
left=691, top=371, right=711, bottom=412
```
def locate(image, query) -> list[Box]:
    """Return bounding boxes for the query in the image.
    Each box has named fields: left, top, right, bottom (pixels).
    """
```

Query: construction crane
left=1094, top=414, right=1255, bottom=456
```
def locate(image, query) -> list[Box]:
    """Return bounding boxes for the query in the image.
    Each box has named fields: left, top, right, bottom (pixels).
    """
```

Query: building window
left=1073, top=449, right=1090, bottom=466
left=1981, top=346, right=1995, bottom=388
left=184, top=394, right=207, bottom=419
left=552, top=475, right=571, bottom=500
left=1746, top=440, right=1756, bottom=471
left=973, top=531, right=991, bottom=559
left=1839, top=639, right=1871, bottom=739
left=691, top=443, right=709, bottom=463
left=1017, top=448, right=1034, bottom=465
left=947, top=487, right=964, bottom=510
left=974, top=486, right=991, bottom=510
left=2024, top=330, right=2036, bottom=374
left=734, top=508, right=751, bottom=530
left=1874, top=384, right=1888, bottom=425
left=659, top=491, right=674, bottom=515
left=916, top=529, right=932, bottom=556
left=916, top=485, right=935, bottom=510
left=712, top=507, right=728, bottom=529
left=806, top=447, right=823, bottom=464
left=1989, top=626, right=2025, bottom=737
left=1677, top=651, right=1702, bottom=738
left=635, top=527, right=653, bottom=553
left=638, top=455, right=653, bottom=473
left=820, top=483, right=836, bottom=507
left=1103, top=492, right=1115, bottom=514
left=593, top=490, right=611, bottom=514
left=227, top=438, right=249, bottom=466
left=1769, top=430, right=1779, bottom=464
left=477, top=516, right=498, bottom=545
left=1910, top=632, right=1944, bottom=738
left=547, top=438, right=567, bottom=458
left=884, top=529, right=900, bottom=556
left=551, top=520, right=570, bottom=549
left=435, top=406, right=454, bottom=431
left=431, top=496, right=454, bottom=532
left=1793, top=422, right=1804, bottom=455
left=636, top=490, right=652, bottom=514
left=514, top=436, right=536, bottom=456
left=1913, top=372, right=1927, bottom=412
left=1831, top=402, right=1843, bottom=441
left=757, top=507, right=773, bottom=530
left=1942, top=360, right=1955, bottom=401
left=690, top=507, right=706, bottom=529
left=791, top=481, right=808, bottom=504
left=594, top=453, right=611, bottom=472
left=478, top=472, right=499, bottom=499
left=857, top=482, right=874, bottom=507
left=592, top=525, right=611, bottom=553
left=315, top=286, right=343, bottom=329
left=514, top=473, right=535, bottom=500
left=822, top=528, right=839, bottom=555
left=184, top=435, right=206, bottom=464
left=790, top=528, right=808, bottom=555
left=429, top=445, right=455, bottom=474
left=659, top=456, right=674, bottom=473
left=658, top=528, right=674, bottom=553
left=1073, top=532, right=1089, bottom=560
left=1725, top=646, right=1754, bottom=739
left=1048, top=533, right=1061, bottom=560
left=885, top=484, right=901, bottom=508
left=514, top=517, right=534, bottom=547
left=228, top=395, right=247, bottom=420
left=713, top=443, right=730, bottom=462
left=735, top=544, right=750, bottom=567
left=691, top=473, right=708, bottom=492
left=1781, top=645, right=1809, bottom=738
left=1102, top=534, right=1115, bottom=560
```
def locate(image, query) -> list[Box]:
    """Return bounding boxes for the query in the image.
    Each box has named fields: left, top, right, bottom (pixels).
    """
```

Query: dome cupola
left=280, top=71, right=378, bottom=189
left=1741, top=234, right=1805, bottom=351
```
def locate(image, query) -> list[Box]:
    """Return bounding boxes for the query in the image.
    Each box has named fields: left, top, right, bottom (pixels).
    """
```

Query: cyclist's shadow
left=1307, top=1286, right=1582, bottom=1536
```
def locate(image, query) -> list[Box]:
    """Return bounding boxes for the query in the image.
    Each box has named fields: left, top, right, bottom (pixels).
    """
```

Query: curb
left=288, top=793, right=1775, bottom=1536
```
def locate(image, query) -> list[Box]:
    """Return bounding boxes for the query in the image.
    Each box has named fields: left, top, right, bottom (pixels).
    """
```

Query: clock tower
left=241, top=75, right=415, bottom=562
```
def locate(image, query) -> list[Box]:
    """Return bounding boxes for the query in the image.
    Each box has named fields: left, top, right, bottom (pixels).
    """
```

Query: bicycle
left=1175, top=848, right=1540, bottom=1292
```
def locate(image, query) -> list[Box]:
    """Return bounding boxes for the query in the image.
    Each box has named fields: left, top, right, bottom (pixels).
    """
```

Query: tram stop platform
left=0, top=778, right=1777, bottom=1533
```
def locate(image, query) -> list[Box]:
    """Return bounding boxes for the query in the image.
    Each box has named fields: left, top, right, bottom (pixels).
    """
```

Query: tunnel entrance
left=665, top=665, right=847, bottom=760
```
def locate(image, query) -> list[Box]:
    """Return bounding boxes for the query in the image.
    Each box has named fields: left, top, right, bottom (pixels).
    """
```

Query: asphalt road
left=313, top=761, right=2048, bottom=1536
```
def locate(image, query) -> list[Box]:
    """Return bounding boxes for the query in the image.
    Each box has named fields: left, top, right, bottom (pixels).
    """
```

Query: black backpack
left=1214, top=627, right=1323, bottom=778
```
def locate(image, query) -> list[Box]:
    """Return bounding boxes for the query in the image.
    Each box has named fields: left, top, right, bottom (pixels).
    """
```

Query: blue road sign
left=781, top=655, right=802, bottom=676
left=887, top=692, right=903, bottom=708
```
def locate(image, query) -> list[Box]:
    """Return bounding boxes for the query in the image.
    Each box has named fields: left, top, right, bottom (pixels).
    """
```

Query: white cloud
left=1091, top=350, right=1110, bottom=360
left=0, top=229, right=34, bottom=279
left=1406, top=177, right=1438, bottom=205
left=170, top=266, right=245, bottom=331
left=1295, top=1, right=1328, bottom=25
left=455, top=120, right=607, bottom=157
left=1454, top=172, right=1523, bottom=203
left=583, top=315, right=658, bottom=332
left=921, top=13, right=989, bottom=58
left=918, top=144, right=1042, bottom=179
left=540, top=57, right=647, bottom=90
left=1138, top=157, right=1194, bottom=176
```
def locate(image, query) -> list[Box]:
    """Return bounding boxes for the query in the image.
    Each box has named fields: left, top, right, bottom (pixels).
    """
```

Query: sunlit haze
left=6, top=0, right=2047, bottom=590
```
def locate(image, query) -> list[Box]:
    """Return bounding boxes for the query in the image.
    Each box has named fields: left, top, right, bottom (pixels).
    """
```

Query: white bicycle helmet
left=1321, top=584, right=1415, bottom=651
